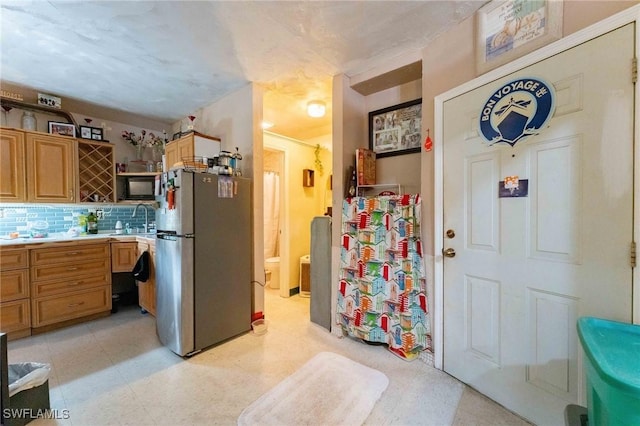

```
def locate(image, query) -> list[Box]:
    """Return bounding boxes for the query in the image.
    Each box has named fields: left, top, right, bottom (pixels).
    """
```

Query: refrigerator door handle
left=157, top=232, right=195, bottom=240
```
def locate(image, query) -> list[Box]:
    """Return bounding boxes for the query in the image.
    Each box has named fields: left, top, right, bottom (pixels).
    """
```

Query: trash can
left=5, top=362, right=51, bottom=426
left=111, top=293, right=120, bottom=313
left=577, top=317, right=640, bottom=426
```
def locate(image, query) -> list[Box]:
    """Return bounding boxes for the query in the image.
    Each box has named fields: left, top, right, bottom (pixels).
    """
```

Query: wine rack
left=77, top=140, right=115, bottom=202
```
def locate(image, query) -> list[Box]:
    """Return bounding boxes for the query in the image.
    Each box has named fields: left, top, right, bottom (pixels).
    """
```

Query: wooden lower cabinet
left=30, top=242, right=111, bottom=331
left=0, top=299, right=31, bottom=339
left=136, top=239, right=156, bottom=316
left=111, top=242, right=138, bottom=272
left=0, top=247, right=31, bottom=340
left=31, top=286, right=110, bottom=328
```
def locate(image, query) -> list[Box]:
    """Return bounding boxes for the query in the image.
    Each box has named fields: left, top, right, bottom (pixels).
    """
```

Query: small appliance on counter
left=29, top=221, right=49, bottom=238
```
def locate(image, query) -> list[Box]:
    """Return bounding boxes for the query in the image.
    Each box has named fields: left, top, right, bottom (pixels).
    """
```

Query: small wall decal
left=499, top=178, right=528, bottom=198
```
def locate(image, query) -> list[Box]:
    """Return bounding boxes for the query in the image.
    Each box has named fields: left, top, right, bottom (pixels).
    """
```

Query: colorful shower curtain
left=337, top=194, right=431, bottom=360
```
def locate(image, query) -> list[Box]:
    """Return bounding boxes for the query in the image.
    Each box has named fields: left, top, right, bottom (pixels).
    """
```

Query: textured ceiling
left=0, top=1, right=483, bottom=141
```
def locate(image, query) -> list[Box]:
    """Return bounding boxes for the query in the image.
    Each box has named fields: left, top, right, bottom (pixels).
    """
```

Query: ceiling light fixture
left=307, top=100, right=326, bottom=118
left=261, top=121, right=274, bottom=129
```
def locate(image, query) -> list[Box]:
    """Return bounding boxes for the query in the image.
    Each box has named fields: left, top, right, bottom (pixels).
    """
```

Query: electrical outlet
left=96, top=209, right=104, bottom=220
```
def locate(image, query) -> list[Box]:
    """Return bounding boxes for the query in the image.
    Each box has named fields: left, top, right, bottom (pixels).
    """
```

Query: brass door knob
left=442, top=248, right=456, bottom=258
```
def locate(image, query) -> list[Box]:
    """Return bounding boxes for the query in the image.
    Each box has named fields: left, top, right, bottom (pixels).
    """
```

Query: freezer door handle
left=157, top=231, right=195, bottom=240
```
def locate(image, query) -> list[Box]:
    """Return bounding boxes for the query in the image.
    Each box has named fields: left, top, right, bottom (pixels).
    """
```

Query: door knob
left=442, top=248, right=456, bottom=258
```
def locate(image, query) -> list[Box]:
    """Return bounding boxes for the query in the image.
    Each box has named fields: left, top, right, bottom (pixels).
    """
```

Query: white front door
left=442, top=24, right=634, bottom=425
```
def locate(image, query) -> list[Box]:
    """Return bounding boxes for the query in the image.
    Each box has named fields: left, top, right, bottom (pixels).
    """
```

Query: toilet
left=265, top=257, right=280, bottom=289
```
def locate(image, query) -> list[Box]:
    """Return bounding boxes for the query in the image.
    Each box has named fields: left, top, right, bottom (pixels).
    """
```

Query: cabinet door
left=1, top=299, right=31, bottom=334
left=0, top=270, right=29, bottom=302
left=26, top=133, right=76, bottom=202
left=111, top=242, right=138, bottom=272
left=148, top=245, right=156, bottom=315
left=0, top=129, right=26, bottom=202
left=137, top=241, right=156, bottom=315
left=165, top=142, right=179, bottom=170
left=177, top=138, right=194, bottom=161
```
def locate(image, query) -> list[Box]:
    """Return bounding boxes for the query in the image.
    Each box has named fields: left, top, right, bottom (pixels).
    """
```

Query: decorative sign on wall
left=475, top=0, right=563, bottom=73
left=0, top=90, right=23, bottom=101
left=479, top=77, right=555, bottom=147
left=38, top=93, right=62, bottom=109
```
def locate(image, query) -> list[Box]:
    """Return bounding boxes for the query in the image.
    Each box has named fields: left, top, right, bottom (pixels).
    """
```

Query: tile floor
left=7, top=288, right=530, bottom=425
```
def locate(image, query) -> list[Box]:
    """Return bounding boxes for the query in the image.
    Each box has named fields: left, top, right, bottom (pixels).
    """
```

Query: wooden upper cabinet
left=164, top=141, right=179, bottom=171
left=0, top=129, right=26, bottom=202
left=26, top=132, right=76, bottom=203
left=177, top=138, right=194, bottom=162
left=165, top=138, right=193, bottom=170
left=165, top=132, right=221, bottom=169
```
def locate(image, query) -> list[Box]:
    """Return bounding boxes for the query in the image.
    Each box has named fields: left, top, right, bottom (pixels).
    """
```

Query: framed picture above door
left=475, top=0, right=563, bottom=74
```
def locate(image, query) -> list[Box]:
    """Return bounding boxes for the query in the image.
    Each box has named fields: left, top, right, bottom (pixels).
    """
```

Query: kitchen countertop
left=0, top=232, right=156, bottom=247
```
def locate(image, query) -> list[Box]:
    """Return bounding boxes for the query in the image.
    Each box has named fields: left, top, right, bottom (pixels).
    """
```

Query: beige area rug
left=237, top=351, right=389, bottom=426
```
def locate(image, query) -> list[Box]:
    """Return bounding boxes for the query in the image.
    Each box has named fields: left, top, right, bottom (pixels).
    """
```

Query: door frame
left=263, top=141, right=291, bottom=298
left=433, top=5, right=640, bottom=370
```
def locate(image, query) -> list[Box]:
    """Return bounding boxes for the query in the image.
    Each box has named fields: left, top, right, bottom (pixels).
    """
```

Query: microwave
left=124, top=176, right=156, bottom=200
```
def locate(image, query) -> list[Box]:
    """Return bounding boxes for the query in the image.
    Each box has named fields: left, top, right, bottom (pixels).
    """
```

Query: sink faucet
left=132, top=203, right=154, bottom=233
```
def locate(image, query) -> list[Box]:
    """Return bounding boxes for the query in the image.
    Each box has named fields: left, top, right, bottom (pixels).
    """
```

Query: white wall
left=174, top=83, right=266, bottom=317
left=365, top=79, right=422, bottom=195
left=331, top=73, right=366, bottom=335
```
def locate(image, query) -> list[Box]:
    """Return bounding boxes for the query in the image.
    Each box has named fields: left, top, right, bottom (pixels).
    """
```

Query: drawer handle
left=67, top=267, right=79, bottom=271
left=69, top=252, right=80, bottom=255
left=67, top=302, right=85, bottom=308
left=68, top=281, right=83, bottom=287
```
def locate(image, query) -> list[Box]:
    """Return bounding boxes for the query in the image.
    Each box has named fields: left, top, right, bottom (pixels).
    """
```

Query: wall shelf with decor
left=77, top=139, right=116, bottom=203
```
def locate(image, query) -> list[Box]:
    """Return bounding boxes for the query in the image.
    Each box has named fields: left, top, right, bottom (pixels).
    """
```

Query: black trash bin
left=1, top=334, right=51, bottom=426
left=111, top=293, right=120, bottom=313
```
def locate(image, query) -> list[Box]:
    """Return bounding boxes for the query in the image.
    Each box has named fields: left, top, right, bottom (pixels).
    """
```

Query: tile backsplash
left=0, top=204, right=156, bottom=235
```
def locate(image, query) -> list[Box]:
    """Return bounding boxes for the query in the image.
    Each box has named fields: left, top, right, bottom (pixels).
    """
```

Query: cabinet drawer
left=32, top=286, right=111, bottom=328
left=30, top=244, right=110, bottom=266
left=31, top=272, right=110, bottom=298
left=0, top=269, right=29, bottom=302
left=0, top=248, right=28, bottom=271
left=31, top=258, right=110, bottom=283
left=1, top=299, right=31, bottom=333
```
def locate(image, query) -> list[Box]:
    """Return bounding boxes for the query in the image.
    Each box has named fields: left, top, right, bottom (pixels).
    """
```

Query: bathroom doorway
left=263, top=147, right=289, bottom=298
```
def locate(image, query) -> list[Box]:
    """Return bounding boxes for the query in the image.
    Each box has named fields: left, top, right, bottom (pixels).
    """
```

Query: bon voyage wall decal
left=479, top=77, right=556, bottom=147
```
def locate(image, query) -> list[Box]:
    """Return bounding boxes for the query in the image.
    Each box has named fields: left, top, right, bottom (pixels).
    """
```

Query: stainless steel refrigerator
left=155, top=170, right=252, bottom=357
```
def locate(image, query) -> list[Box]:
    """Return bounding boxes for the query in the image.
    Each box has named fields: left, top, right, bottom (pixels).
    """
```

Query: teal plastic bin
left=577, top=317, right=640, bottom=425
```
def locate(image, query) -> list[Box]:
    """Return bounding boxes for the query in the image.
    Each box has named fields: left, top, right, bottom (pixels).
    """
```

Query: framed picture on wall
left=476, top=0, right=563, bottom=74
left=368, top=98, right=422, bottom=158
left=48, top=121, right=76, bottom=137
left=79, top=125, right=104, bottom=141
